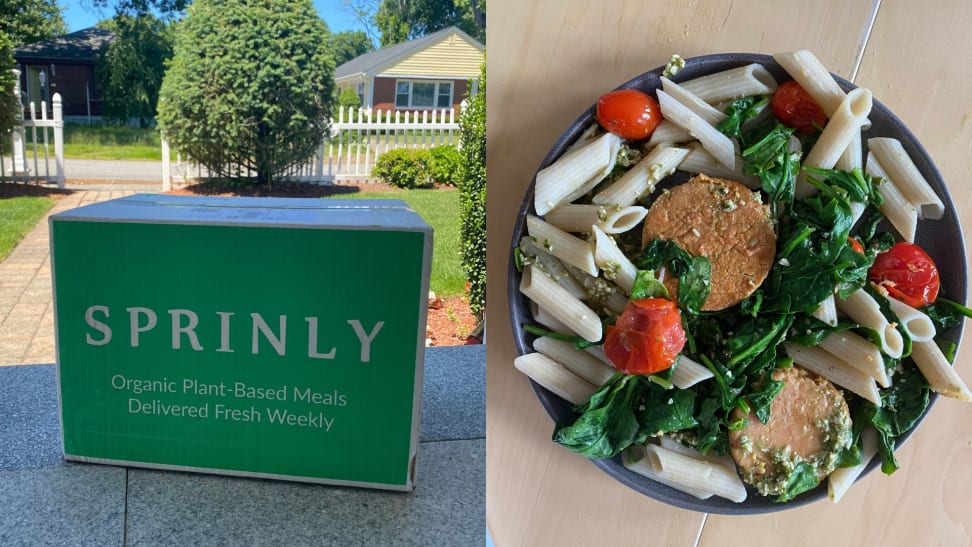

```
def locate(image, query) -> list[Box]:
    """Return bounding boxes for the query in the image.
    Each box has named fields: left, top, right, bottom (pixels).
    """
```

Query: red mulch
left=427, top=294, right=481, bottom=347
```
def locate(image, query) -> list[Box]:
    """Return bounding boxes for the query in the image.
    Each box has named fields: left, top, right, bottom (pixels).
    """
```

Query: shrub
left=428, top=144, right=461, bottom=186
left=458, top=59, right=486, bottom=319
left=338, top=87, right=361, bottom=110
left=0, top=30, right=17, bottom=135
left=157, top=0, right=334, bottom=185
left=372, top=147, right=431, bottom=189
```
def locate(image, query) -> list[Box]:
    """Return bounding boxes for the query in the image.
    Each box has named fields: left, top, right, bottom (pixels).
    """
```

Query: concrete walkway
left=0, top=189, right=137, bottom=366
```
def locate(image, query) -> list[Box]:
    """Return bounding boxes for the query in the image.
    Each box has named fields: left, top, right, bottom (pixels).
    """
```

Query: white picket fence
left=1, top=71, right=65, bottom=187
left=162, top=105, right=460, bottom=189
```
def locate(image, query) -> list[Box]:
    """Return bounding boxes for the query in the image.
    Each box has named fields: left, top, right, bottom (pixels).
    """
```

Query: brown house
left=335, top=26, right=484, bottom=115
left=13, top=27, right=115, bottom=121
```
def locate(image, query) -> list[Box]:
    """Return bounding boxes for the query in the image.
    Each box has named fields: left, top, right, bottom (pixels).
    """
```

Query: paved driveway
left=0, top=190, right=136, bottom=366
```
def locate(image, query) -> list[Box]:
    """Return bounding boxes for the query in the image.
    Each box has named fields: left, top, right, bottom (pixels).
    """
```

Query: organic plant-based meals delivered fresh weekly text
left=511, top=51, right=970, bottom=510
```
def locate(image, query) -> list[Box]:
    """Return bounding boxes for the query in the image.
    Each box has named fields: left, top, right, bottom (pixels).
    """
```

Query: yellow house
left=335, top=26, right=484, bottom=114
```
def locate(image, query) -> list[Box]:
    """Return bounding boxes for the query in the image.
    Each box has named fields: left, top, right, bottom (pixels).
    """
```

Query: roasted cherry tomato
left=596, top=89, right=663, bottom=140
left=771, top=81, right=828, bottom=134
left=603, top=298, right=686, bottom=375
left=848, top=237, right=865, bottom=254
left=868, top=242, right=940, bottom=307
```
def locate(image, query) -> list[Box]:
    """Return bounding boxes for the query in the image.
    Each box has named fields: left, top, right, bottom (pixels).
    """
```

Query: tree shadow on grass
left=0, top=182, right=75, bottom=200
left=170, top=178, right=401, bottom=198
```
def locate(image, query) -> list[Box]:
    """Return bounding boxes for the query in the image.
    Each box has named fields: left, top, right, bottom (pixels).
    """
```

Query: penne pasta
left=514, top=352, right=597, bottom=406
left=639, top=444, right=748, bottom=503
left=592, top=225, right=638, bottom=294
left=817, top=330, right=890, bottom=388
left=646, top=119, right=694, bottom=147
left=836, top=289, right=904, bottom=359
left=534, top=131, right=622, bottom=216
left=828, top=427, right=878, bottom=503
left=677, top=142, right=760, bottom=189
left=866, top=152, right=918, bottom=242
left=657, top=90, right=736, bottom=169
left=583, top=344, right=612, bottom=365
left=886, top=296, right=936, bottom=343
left=661, top=76, right=727, bottom=126
left=592, top=145, right=689, bottom=206
left=867, top=137, right=945, bottom=220
left=543, top=203, right=648, bottom=235
left=811, top=294, right=839, bottom=327
left=773, top=50, right=846, bottom=117
left=530, top=301, right=577, bottom=335
left=910, top=341, right=972, bottom=401
left=526, top=215, right=598, bottom=276
left=565, top=263, right=628, bottom=317
left=678, top=63, right=778, bottom=104
left=533, top=336, right=616, bottom=387
left=796, top=87, right=873, bottom=198
left=519, top=236, right=588, bottom=299
left=835, top=130, right=863, bottom=172
left=520, top=264, right=603, bottom=343
left=565, top=122, right=601, bottom=153
left=670, top=354, right=715, bottom=389
left=783, top=343, right=882, bottom=406
left=622, top=446, right=714, bottom=500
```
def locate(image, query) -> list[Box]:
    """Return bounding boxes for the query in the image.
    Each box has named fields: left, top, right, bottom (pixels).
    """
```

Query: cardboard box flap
left=51, top=194, right=430, bottom=232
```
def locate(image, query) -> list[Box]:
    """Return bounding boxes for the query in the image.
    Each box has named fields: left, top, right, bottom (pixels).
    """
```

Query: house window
left=394, top=80, right=454, bottom=109
left=356, top=82, right=365, bottom=104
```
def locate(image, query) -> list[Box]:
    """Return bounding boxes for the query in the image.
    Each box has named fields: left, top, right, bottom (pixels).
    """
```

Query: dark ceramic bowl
left=508, top=53, right=968, bottom=514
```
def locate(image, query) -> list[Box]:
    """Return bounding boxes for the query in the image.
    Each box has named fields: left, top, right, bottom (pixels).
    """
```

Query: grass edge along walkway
left=0, top=197, right=57, bottom=262
left=329, top=189, right=464, bottom=297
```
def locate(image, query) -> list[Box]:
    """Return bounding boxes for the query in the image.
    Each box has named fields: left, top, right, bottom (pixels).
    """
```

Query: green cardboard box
left=50, top=194, right=432, bottom=491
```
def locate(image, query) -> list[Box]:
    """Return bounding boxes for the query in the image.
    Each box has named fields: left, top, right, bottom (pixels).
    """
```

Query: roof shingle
left=335, top=26, right=483, bottom=79
left=14, top=27, right=115, bottom=63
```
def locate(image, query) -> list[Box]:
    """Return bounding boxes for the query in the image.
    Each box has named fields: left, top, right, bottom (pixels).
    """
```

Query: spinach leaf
left=523, top=323, right=598, bottom=350
left=717, top=96, right=768, bottom=139
left=786, top=313, right=856, bottom=346
left=694, top=396, right=729, bottom=456
left=635, top=384, right=698, bottom=442
left=741, top=122, right=799, bottom=218
left=630, top=269, right=669, bottom=299
left=553, top=374, right=642, bottom=459
left=726, top=314, right=792, bottom=368
left=747, top=377, right=784, bottom=424
left=638, top=239, right=712, bottom=314
left=774, top=462, right=820, bottom=502
left=922, top=298, right=972, bottom=331
left=857, top=362, right=931, bottom=475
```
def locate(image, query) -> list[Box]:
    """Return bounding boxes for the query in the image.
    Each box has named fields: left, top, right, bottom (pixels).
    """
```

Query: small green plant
left=372, top=148, right=432, bottom=189
left=338, top=87, right=362, bottom=110
left=428, top=145, right=462, bottom=187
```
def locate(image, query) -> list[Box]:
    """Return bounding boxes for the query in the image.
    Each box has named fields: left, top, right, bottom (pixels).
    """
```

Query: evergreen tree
left=157, top=0, right=335, bottom=185
left=0, top=0, right=67, bottom=46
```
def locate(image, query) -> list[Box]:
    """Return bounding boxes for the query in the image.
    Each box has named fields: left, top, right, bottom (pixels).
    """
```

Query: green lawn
left=328, top=189, right=464, bottom=297
left=0, top=197, right=56, bottom=261
left=23, top=124, right=163, bottom=161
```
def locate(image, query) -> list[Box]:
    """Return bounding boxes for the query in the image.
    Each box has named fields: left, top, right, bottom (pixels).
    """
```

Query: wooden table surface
left=484, top=1, right=972, bottom=545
